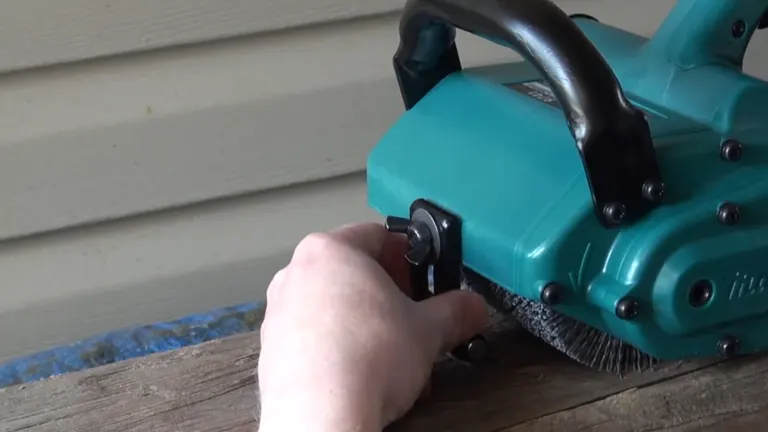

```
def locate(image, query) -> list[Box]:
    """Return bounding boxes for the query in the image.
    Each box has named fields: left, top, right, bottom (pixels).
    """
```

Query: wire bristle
left=462, top=270, right=658, bottom=375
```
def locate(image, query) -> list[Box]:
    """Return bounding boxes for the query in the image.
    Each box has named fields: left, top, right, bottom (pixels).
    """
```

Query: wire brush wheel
left=461, top=268, right=658, bottom=375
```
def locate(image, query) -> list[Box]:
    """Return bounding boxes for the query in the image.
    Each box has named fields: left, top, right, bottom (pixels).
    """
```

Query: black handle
left=393, top=0, right=664, bottom=227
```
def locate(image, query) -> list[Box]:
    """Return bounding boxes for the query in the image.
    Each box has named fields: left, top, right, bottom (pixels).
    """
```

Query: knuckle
left=265, top=269, right=285, bottom=303
left=268, top=268, right=285, bottom=287
left=292, top=231, right=338, bottom=261
left=265, top=284, right=278, bottom=303
left=259, top=321, right=268, bottom=343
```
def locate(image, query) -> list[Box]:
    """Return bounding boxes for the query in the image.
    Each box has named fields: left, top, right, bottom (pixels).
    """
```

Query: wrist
left=258, top=388, right=382, bottom=432
left=259, top=415, right=379, bottom=432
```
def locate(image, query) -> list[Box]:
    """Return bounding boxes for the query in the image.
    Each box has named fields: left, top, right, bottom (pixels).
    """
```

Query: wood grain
left=387, top=322, right=718, bottom=432
left=502, top=354, right=768, bottom=432
left=1, top=305, right=749, bottom=432
left=0, top=333, right=262, bottom=432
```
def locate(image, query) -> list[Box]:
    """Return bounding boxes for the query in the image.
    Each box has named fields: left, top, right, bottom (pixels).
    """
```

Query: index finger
left=326, top=222, right=390, bottom=258
left=327, top=222, right=412, bottom=295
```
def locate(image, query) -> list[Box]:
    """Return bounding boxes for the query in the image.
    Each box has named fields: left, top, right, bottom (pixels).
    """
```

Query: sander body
left=366, top=0, right=768, bottom=365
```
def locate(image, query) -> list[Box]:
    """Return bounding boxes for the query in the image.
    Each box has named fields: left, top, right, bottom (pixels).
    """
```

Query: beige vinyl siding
left=0, top=0, right=404, bottom=73
left=3, top=0, right=767, bottom=361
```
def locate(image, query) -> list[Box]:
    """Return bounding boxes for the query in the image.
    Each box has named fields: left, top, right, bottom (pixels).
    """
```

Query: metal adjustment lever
left=385, top=199, right=489, bottom=363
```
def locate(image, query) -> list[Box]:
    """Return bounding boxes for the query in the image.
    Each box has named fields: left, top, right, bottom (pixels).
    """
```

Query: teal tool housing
left=366, top=0, right=768, bottom=360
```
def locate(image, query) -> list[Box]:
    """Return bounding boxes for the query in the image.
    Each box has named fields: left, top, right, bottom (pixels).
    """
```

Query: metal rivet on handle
left=642, top=179, right=665, bottom=202
left=603, top=202, right=627, bottom=225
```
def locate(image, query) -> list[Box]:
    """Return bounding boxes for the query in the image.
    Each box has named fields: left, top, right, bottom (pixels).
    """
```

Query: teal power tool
left=366, top=0, right=768, bottom=374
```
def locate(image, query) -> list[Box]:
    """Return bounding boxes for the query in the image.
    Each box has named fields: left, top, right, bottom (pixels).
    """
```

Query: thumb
left=419, top=290, right=489, bottom=355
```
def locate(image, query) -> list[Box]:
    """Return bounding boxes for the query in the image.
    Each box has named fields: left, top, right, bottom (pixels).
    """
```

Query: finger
left=326, top=222, right=389, bottom=259
left=259, top=313, right=269, bottom=345
left=261, top=268, right=285, bottom=346
left=327, top=222, right=413, bottom=295
left=419, top=290, right=489, bottom=355
left=376, top=233, right=412, bottom=296
left=265, top=268, right=287, bottom=304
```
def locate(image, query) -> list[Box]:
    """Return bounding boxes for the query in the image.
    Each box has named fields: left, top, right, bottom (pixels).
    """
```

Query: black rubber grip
left=392, top=0, right=664, bottom=227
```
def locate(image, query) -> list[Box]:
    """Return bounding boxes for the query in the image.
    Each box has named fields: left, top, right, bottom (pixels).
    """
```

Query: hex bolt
left=465, top=336, right=489, bottom=362
left=615, top=297, right=639, bottom=320
left=720, top=140, right=743, bottom=162
left=717, top=203, right=741, bottom=226
left=540, top=283, right=563, bottom=305
left=718, top=336, right=739, bottom=358
left=642, top=179, right=665, bottom=202
left=603, top=202, right=627, bottom=225
left=451, top=335, right=489, bottom=362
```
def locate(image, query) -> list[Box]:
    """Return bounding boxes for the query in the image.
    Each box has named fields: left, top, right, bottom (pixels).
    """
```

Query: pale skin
left=257, top=222, right=489, bottom=431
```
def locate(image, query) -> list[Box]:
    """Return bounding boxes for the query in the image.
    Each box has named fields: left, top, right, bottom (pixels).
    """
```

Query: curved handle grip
left=393, top=0, right=664, bottom=227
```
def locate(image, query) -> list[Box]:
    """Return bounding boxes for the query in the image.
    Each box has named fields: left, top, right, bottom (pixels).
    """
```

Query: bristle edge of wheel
left=460, top=270, right=659, bottom=376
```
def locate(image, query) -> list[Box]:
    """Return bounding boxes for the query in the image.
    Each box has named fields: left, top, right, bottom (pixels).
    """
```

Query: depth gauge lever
left=385, top=199, right=489, bottom=363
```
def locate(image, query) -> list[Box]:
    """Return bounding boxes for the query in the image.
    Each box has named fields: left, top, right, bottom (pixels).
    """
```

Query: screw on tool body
left=717, top=203, right=740, bottom=226
left=615, top=297, right=639, bottom=320
left=720, top=140, right=742, bottom=161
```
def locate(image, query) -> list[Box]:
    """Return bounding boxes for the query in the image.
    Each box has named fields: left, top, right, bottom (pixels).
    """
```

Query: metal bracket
left=385, top=199, right=462, bottom=297
left=386, top=198, right=488, bottom=362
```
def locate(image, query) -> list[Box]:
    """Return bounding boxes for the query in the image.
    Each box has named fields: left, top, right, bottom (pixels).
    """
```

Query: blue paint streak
left=0, top=302, right=265, bottom=388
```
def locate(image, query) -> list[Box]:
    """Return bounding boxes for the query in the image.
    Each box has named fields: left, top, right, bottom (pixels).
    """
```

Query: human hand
left=257, top=222, right=488, bottom=431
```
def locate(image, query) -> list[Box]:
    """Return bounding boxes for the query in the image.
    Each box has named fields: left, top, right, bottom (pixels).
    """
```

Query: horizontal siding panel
left=0, top=174, right=376, bottom=361
left=10, top=0, right=768, bottom=362
left=0, top=1, right=682, bottom=241
left=0, top=13, right=519, bottom=241
left=0, top=0, right=403, bottom=73
left=0, top=0, right=679, bottom=74
left=0, top=79, right=400, bottom=241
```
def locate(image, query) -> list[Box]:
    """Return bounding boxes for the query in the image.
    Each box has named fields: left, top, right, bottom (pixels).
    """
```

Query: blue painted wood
left=0, top=302, right=265, bottom=388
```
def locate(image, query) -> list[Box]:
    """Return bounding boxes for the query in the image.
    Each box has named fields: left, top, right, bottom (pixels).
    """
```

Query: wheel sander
left=365, top=0, right=768, bottom=374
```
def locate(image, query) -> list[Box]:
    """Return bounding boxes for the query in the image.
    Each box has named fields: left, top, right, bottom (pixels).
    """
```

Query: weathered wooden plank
left=502, top=353, right=768, bottom=432
left=0, top=304, right=727, bottom=432
left=387, top=322, right=718, bottom=432
left=0, top=332, right=262, bottom=432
